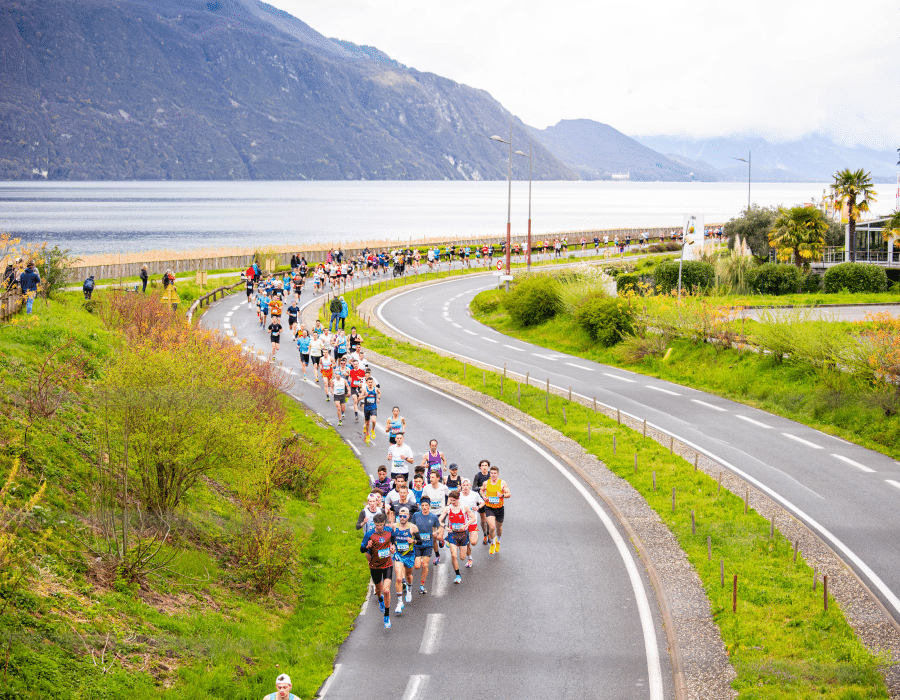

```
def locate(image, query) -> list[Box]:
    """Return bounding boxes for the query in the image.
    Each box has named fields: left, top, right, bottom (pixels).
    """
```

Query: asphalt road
left=201, top=285, right=673, bottom=700
left=377, top=274, right=900, bottom=625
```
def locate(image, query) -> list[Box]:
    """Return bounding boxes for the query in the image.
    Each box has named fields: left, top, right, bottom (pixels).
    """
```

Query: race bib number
left=420, top=533, right=432, bottom=543
left=430, top=500, right=442, bottom=510
left=488, top=496, right=500, bottom=505
left=377, top=547, right=390, bottom=559
left=452, top=523, right=464, bottom=532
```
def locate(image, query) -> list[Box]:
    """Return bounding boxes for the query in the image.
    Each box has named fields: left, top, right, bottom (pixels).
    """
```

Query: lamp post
left=514, top=143, right=532, bottom=270
left=731, top=151, right=751, bottom=214
left=677, top=239, right=694, bottom=298
left=485, top=123, right=513, bottom=278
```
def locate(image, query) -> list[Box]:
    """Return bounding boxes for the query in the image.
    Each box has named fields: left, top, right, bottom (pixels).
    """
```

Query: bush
left=574, top=297, right=634, bottom=346
left=470, top=289, right=504, bottom=315
left=503, top=275, right=563, bottom=326
left=800, top=273, right=823, bottom=293
left=616, top=273, right=640, bottom=295
left=824, top=263, right=889, bottom=294
left=654, top=260, right=715, bottom=294
left=747, top=263, right=803, bottom=296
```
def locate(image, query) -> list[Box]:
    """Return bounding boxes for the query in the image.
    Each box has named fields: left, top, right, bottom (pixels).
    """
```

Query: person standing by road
left=360, top=512, right=396, bottom=629
left=329, top=295, right=342, bottom=331
left=480, top=466, right=510, bottom=554
left=18, top=260, right=40, bottom=314
left=139, top=265, right=149, bottom=293
left=339, top=295, right=349, bottom=330
left=82, top=275, right=95, bottom=300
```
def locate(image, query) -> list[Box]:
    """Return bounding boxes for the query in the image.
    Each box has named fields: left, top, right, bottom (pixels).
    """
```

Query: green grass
left=333, top=279, right=890, bottom=699
left=0, top=293, right=370, bottom=700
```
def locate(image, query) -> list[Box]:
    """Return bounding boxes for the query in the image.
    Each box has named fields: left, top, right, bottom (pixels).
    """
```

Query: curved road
left=377, top=274, right=900, bottom=624
left=201, top=287, right=673, bottom=700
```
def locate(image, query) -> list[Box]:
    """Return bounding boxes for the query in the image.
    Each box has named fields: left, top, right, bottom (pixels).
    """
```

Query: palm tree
left=832, top=168, right=877, bottom=262
left=883, top=209, right=900, bottom=258
left=768, top=206, right=829, bottom=268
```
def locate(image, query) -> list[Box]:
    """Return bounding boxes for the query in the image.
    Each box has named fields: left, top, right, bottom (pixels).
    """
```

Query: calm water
left=0, top=180, right=853, bottom=256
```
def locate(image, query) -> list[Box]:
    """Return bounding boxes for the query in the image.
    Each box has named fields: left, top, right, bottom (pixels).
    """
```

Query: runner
left=444, top=463, right=463, bottom=490
left=392, top=507, right=418, bottom=614
left=440, top=490, right=469, bottom=584
left=410, top=473, right=425, bottom=504
left=245, top=274, right=255, bottom=306
left=371, top=466, right=392, bottom=499
left=295, top=329, right=311, bottom=381
left=388, top=481, right=419, bottom=523
left=334, top=329, right=348, bottom=360
left=348, top=326, right=363, bottom=354
left=348, top=359, right=366, bottom=422
left=472, top=459, right=492, bottom=544
left=264, top=673, right=299, bottom=700
left=286, top=297, right=300, bottom=337
left=308, top=330, right=323, bottom=383
left=384, top=406, right=406, bottom=445
left=320, top=350, right=334, bottom=401
left=362, top=375, right=381, bottom=445
left=331, top=368, right=349, bottom=425
left=356, top=492, right=383, bottom=534
left=480, top=466, right=510, bottom=554
left=258, top=290, right=270, bottom=327
left=458, top=479, right=484, bottom=568
left=360, top=513, right=395, bottom=629
left=386, top=433, right=414, bottom=483
left=267, top=318, right=282, bottom=353
left=421, top=470, right=449, bottom=564
left=420, top=439, right=446, bottom=481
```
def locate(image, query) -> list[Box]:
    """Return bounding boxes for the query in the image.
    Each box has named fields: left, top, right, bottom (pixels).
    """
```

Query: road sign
left=496, top=260, right=502, bottom=270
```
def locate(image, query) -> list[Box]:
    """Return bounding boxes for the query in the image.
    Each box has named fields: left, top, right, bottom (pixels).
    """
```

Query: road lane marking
left=646, top=385, right=680, bottom=396
left=401, top=675, right=428, bottom=700
left=419, top=614, right=444, bottom=654
left=481, top=337, right=499, bottom=343
left=782, top=433, right=823, bottom=450
left=691, top=399, right=727, bottom=412
left=887, top=480, right=900, bottom=491
left=231, top=305, right=242, bottom=311
left=604, top=372, right=637, bottom=383
left=452, top=322, right=462, bottom=328
left=831, top=454, right=874, bottom=473
left=736, top=415, right=772, bottom=429
left=432, top=561, right=449, bottom=598
left=464, top=329, right=478, bottom=335
left=223, top=322, right=231, bottom=329
left=347, top=442, right=361, bottom=456
left=504, top=344, right=525, bottom=351
left=532, top=353, right=557, bottom=361
left=566, top=362, right=595, bottom=371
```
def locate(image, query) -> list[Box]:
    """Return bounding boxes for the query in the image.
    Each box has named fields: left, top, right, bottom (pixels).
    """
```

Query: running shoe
left=453, top=575, right=461, bottom=584
left=419, top=585, right=427, bottom=595
left=465, top=558, right=473, bottom=568
left=489, top=542, right=496, bottom=554
left=364, top=434, right=370, bottom=444
left=395, top=600, right=403, bottom=615
left=338, top=419, right=342, bottom=426
left=379, top=597, right=385, bottom=614
left=483, top=535, right=488, bottom=545
left=494, top=541, right=500, bottom=553
left=384, top=616, right=391, bottom=629
left=324, top=394, right=329, bottom=402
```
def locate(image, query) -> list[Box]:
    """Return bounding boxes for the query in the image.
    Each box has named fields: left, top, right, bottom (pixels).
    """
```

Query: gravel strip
left=336, top=276, right=900, bottom=698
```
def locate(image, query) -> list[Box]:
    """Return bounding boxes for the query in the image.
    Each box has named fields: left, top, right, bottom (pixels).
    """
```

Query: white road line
left=604, top=372, right=637, bottom=383
left=831, top=454, right=875, bottom=473
left=532, top=353, right=557, bottom=361
left=464, top=329, right=478, bottom=335
left=736, top=415, right=772, bottom=429
left=231, top=305, right=242, bottom=311
left=565, top=362, right=595, bottom=371
left=504, top=344, right=525, bottom=351
left=452, top=322, right=461, bottom=328
left=887, top=480, right=900, bottom=491
left=646, top=385, right=679, bottom=396
left=348, top=441, right=361, bottom=456
left=419, top=614, right=444, bottom=654
left=318, top=663, right=340, bottom=698
left=224, top=312, right=233, bottom=319
left=691, top=399, right=727, bottom=412
left=432, top=561, right=449, bottom=598
left=782, top=433, right=823, bottom=450
left=481, top=337, right=499, bottom=343
left=223, top=322, right=232, bottom=329
left=401, top=675, right=428, bottom=700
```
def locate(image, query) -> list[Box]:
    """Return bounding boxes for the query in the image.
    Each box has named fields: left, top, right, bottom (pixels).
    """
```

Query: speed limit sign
left=496, top=260, right=502, bottom=270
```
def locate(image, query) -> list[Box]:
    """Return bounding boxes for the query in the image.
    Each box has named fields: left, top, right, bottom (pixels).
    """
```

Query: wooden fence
left=0, top=290, right=23, bottom=321
left=186, top=282, right=244, bottom=323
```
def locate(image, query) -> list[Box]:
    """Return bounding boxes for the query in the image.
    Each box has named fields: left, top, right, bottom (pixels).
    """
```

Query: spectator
left=3, top=261, right=14, bottom=291
left=19, top=260, right=41, bottom=314
left=162, top=269, right=173, bottom=288
left=339, top=295, right=348, bottom=330
left=83, top=275, right=95, bottom=300
left=329, top=295, right=342, bottom=332
left=139, top=265, right=149, bottom=293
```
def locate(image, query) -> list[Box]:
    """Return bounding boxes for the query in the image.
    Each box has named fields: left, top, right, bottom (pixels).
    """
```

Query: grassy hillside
left=0, top=291, right=368, bottom=699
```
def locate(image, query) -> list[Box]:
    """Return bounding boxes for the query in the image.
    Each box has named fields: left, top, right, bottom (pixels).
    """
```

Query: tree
left=882, top=210, right=900, bottom=250
left=723, top=204, right=778, bottom=258
left=832, top=168, right=877, bottom=262
left=768, top=206, right=829, bottom=268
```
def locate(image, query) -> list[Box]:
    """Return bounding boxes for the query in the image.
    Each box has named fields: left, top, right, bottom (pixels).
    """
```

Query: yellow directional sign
left=161, top=286, right=180, bottom=308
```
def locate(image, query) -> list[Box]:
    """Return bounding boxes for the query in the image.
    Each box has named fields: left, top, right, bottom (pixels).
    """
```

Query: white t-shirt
left=309, top=338, right=324, bottom=357
left=422, top=483, right=450, bottom=512
left=387, top=443, right=414, bottom=476
left=458, top=490, right=484, bottom=514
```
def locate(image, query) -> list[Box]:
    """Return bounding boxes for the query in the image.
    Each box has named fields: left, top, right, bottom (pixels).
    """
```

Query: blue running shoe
left=379, top=597, right=385, bottom=614
left=384, top=616, right=391, bottom=629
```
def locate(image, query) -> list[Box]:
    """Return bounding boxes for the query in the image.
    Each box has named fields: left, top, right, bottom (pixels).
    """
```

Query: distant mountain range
left=0, top=0, right=895, bottom=183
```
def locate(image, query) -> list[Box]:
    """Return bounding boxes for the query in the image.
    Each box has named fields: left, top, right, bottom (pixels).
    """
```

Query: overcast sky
left=268, top=0, right=897, bottom=151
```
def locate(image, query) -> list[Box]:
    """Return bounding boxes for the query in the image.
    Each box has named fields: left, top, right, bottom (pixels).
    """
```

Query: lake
left=0, top=180, right=856, bottom=256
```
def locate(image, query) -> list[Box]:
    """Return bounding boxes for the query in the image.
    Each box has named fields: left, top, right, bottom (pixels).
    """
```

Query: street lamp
left=483, top=124, right=513, bottom=278
left=731, top=150, right=751, bottom=214
left=677, top=238, right=695, bottom=298
left=513, top=144, right=532, bottom=270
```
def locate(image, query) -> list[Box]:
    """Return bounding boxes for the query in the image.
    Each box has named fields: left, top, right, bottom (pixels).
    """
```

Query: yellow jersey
left=484, top=479, right=505, bottom=509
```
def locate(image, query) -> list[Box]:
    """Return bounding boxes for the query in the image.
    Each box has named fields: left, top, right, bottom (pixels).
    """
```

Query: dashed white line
left=604, top=372, right=637, bottom=383
left=736, top=415, right=772, bottom=429
left=831, top=454, right=874, bottom=473
left=432, top=563, right=449, bottom=598
left=452, top=322, right=462, bottom=328
left=566, top=362, right=595, bottom=371
left=886, top=480, right=900, bottom=491
left=504, top=344, right=525, bottom=351
left=223, top=322, right=232, bottom=329
left=464, top=329, right=478, bottom=336
left=782, top=433, right=823, bottom=449
left=231, top=305, right=242, bottom=311
left=532, top=353, right=557, bottom=361
left=691, top=399, right=727, bottom=412
left=418, top=614, right=444, bottom=654
left=401, top=675, right=428, bottom=700
left=481, top=337, right=499, bottom=343
left=646, top=385, right=680, bottom=396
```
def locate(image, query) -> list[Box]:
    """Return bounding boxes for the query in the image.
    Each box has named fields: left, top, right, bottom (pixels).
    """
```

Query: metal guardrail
left=186, top=281, right=243, bottom=323
left=821, top=248, right=899, bottom=265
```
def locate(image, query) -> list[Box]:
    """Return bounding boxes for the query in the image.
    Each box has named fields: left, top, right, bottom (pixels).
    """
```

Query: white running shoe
left=405, top=587, right=412, bottom=603
left=395, top=600, right=404, bottom=615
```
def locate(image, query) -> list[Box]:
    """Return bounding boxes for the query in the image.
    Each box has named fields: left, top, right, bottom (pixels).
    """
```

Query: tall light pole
left=485, top=123, right=513, bottom=277
left=731, top=151, right=751, bottom=214
left=514, top=143, right=532, bottom=270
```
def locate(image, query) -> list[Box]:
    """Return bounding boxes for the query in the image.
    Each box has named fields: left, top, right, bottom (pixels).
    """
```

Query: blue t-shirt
left=296, top=336, right=311, bottom=353
left=411, top=512, right=440, bottom=547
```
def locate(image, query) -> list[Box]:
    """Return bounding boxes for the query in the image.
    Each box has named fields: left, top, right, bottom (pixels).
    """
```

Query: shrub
left=503, top=275, right=563, bottom=326
left=574, top=297, right=634, bottom=347
left=823, top=263, right=889, bottom=294
left=616, top=273, right=640, bottom=295
left=800, top=273, right=823, bottom=293
left=747, top=263, right=803, bottom=295
left=654, top=260, right=715, bottom=294
left=470, top=289, right=504, bottom=315
left=232, top=514, right=298, bottom=594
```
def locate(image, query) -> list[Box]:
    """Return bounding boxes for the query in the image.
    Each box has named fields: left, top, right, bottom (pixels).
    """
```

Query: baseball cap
left=449, top=463, right=458, bottom=471
left=276, top=673, right=291, bottom=686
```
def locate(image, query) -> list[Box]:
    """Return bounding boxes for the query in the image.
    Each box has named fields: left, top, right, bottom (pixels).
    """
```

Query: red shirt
left=349, top=368, right=366, bottom=389
left=363, top=528, right=394, bottom=569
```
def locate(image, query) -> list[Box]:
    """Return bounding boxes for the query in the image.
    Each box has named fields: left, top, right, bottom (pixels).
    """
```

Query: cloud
left=271, top=0, right=898, bottom=149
